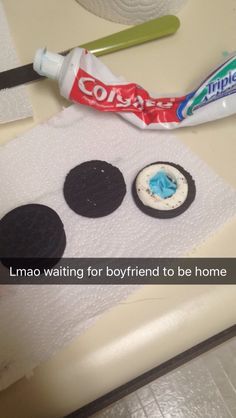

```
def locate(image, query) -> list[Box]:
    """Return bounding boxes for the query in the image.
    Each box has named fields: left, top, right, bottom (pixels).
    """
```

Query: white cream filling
left=135, top=163, right=188, bottom=211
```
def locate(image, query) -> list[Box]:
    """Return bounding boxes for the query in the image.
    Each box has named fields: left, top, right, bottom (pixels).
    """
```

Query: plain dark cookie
left=132, top=162, right=196, bottom=219
left=0, top=204, right=66, bottom=270
left=63, top=160, right=126, bottom=218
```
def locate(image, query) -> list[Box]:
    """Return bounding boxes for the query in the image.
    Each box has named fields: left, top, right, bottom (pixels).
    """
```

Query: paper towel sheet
left=0, top=1, right=33, bottom=123
left=77, top=0, right=188, bottom=25
left=0, top=105, right=236, bottom=390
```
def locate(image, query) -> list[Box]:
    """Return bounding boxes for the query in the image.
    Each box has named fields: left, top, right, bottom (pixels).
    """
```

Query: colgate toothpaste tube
left=33, top=47, right=236, bottom=130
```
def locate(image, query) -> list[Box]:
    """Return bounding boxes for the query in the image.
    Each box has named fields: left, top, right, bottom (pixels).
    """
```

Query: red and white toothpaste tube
left=33, top=47, right=236, bottom=130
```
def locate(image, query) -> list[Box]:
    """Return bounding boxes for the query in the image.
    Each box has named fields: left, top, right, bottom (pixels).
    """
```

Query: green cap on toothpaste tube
left=33, top=48, right=236, bottom=130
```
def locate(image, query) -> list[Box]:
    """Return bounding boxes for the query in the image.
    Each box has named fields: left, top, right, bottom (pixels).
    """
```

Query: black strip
left=0, top=49, right=70, bottom=90
left=0, top=63, right=43, bottom=89
left=66, top=325, right=236, bottom=418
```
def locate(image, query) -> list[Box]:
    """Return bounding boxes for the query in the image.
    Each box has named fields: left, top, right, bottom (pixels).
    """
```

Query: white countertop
left=0, top=0, right=236, bottom=417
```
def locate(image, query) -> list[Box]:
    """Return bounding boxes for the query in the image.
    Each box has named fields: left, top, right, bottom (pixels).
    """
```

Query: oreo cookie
left=64, top=160, right=126, bottom=218
left=0, top=204, right=66, bottom=270
left=132, top=162, right=196, bottom=218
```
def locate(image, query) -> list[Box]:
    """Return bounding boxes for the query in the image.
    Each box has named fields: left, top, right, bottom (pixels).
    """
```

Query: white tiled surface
left=93, top=337, right=236, bottom=418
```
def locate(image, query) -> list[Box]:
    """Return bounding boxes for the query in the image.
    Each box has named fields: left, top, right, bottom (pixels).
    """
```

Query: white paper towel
left=0, top=1, right=33, bottom=124
left=0, top=104, right=236, bottom=390
left=76, top=0, right=188, bottom=24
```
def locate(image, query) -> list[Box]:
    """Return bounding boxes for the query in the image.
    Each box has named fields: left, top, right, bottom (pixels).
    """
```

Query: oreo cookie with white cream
left=132, top=162, right=196, bottom=218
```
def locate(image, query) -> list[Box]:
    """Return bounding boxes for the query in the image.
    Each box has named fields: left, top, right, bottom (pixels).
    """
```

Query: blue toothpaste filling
left=149, top=171, right=177, bottom=199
